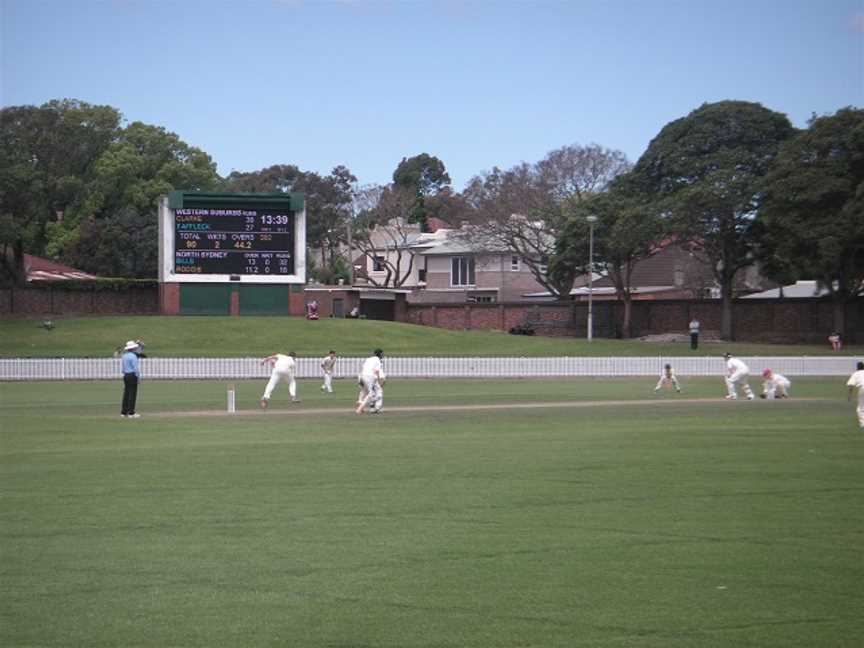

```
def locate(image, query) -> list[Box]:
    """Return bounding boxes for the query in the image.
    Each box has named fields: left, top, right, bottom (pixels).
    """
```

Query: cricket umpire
left=120, top=340, right=142, bottom=418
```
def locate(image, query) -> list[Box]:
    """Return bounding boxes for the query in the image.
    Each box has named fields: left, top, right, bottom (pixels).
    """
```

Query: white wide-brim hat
left=124, top=340, right=139, bottom=351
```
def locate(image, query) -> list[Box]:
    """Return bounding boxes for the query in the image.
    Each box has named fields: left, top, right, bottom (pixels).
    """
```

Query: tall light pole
left=346, top=220, right=354, bottom=286
left=586, top=215, right=598, bottom=342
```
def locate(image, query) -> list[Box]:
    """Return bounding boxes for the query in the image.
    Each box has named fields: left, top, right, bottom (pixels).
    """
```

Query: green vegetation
left=2, top=316, right=860, bottom=358
left=1, top=378, right=861, bottom=647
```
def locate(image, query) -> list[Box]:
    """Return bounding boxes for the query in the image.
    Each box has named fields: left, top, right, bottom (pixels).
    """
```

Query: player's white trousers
left=263, top=370, right=296, bottom=400
left=655, top=376, right=680, bottom=391
left=322, top=372, right=333, bottom=392
left=358, top=375, right=382, bottom=411
left=726, top=371, right=754, bottom=399
left=857, top=398, right=864, bottom=428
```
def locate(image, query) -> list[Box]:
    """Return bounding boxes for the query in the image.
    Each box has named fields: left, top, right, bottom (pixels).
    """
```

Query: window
left=372, top=256, right=386, bottom=272
left=418, top=269, right=427, bottom=282
left=451, top=256, right=475, bottom=286
left=510, top=255, right=520, bottom=271
left=537, top=255, right=549, bottom=275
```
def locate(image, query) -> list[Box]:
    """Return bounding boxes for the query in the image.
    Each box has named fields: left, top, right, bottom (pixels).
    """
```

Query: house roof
left=417, top=239, right=476, bottom=255
left=24, top=254, right=99, bottom=281
left=741, top=280, right=828, bottom=299
left=521, top=284, right=681, bottom=299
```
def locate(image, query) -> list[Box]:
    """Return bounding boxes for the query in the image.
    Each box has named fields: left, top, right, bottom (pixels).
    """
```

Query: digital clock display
left=172, top=207, right=295, bottom=275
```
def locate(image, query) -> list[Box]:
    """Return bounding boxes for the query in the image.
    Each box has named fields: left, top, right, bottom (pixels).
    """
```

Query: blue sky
left=2, top=0, right=862, bottom=190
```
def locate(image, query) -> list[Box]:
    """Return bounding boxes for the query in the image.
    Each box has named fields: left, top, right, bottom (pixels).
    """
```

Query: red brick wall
left=160, top=283, right=180, bottom=315
left=404, top=298, right=863, bottom=343
left=3, top=283, right=861, bottom=343
left=288, top=287, right=306, bottom=316
left=302, top=289, right=360, bottom=318
left=0, top=286, right=159, bottom=316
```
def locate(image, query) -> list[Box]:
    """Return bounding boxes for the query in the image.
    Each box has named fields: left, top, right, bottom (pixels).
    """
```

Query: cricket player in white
left=724, top=353, right=754, bottom=400
left=761, top=369, right=791, bottom=399
left=846, top=361, right=864, bottom=429
left=654, top=363, right=682, bottom=393
left=356, top=367, right=385, bottom=408
left=260, top=352, right=298, bottom=408
left=356, top=349, right=384, bottom=414
left=321, top=350, right=337, bottom=393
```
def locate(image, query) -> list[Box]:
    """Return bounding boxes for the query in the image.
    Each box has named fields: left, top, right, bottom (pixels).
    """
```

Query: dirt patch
left=138, top=397, right=817, bottom=419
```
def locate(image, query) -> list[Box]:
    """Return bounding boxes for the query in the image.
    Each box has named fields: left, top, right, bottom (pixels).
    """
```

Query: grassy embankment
left=1, top=315, right=858, bottom=358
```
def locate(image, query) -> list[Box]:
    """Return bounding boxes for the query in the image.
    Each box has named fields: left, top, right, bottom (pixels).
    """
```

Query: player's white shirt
left=769, top=373, right=791, bottom=388
left=727, top=357, right=749, bottom=374
left=847, top=370, right=864, bottom=401
left=360, top=355, right=382, bottom=378
left=273, top=354, right=295, bottom=373
left=321, top=355, right=336, bottom=373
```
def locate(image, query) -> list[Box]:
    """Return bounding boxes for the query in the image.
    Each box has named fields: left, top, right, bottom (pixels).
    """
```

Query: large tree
left=552, top=186, right=661, bottom=337
left=226, top=164, right=357, bottom=284
left=0, top=99, right=121, bottom=283
left=461, top=143, right=631, bottom=299
left=757, top=107, right=864, bottom=334
left=392, top=153, right=451, bottom=231
left=60, top=121, right=221, bottom=277
left=225, top=164, right=301, bottom=193
left=626, top=101, right=797, bottom=339
left=298, top=165, right=357, bottom=281
left=536, top=143, right=631, bottom=202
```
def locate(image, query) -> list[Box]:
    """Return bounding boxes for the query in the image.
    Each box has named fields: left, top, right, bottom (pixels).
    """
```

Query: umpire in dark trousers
left=120, top=340, right=142, bottom=418
left=688, top=318, right=700, bottom=350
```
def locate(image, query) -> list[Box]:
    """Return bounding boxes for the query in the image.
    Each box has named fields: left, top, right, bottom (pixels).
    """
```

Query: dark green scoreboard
left=159, top=191, right=306, bottom=285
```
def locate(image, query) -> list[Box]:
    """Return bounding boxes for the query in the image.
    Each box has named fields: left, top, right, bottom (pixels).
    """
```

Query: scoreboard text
left=173, top=207, right=295, bottom=276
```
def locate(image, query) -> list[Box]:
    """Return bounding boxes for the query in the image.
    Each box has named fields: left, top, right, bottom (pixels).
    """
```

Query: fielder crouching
left=760, top=369, right=791, bottom=399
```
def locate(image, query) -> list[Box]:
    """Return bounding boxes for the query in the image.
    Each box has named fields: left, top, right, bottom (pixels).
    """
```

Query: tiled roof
left=24, top=254, right=99, bottom=281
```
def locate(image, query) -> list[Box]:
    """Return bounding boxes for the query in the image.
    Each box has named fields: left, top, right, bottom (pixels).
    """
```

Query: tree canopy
left=552, top=184, right=661, bottom=337
left=59, top=121, right=222, bottom=277
left=461, top=144, right=631, bottom=299
left=226, top=164, right=357, bottom=283
left=757, top=107, right=864, bottom=331
left=625, top=100, right=797, bottom=338
left=392, top=153, right=451, bottom=230
left=0, top=99, right=121, bottom=282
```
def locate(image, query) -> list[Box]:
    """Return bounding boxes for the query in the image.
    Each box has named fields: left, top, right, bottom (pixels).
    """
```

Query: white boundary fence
left=0, top=356, right=857, bottom=381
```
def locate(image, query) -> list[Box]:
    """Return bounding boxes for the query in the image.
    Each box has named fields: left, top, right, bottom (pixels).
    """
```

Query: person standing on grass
left=321, top=350, right=337, bottom=393
left=760, top=369, right=791, bottom=399
left=356, top=348, right=385, bottom=414
left=654, top=363, right=682, bottom=393
left=260, top=352, right=298, bottom=409
left=120, top=340, right=142, bottom=418
left=724, top=352, right=754, bottom=400
left=689, top=317, right=701, bottom=350
left=846, top=361, right=864, bottom=429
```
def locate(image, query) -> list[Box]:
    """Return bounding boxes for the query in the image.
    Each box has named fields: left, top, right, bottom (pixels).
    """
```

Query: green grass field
left=2, top=377, right=862, bottom=647
left=2, top=315, right=860, bottom=358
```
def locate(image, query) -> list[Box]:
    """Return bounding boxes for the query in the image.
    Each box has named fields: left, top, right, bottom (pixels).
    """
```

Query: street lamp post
left=586, top=215, right=598, bottom=342
left=346, top=220, right=353, bottom=286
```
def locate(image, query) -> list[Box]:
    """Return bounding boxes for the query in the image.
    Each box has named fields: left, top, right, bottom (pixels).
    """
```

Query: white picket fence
left=0, top=356, right=856, bottom=381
